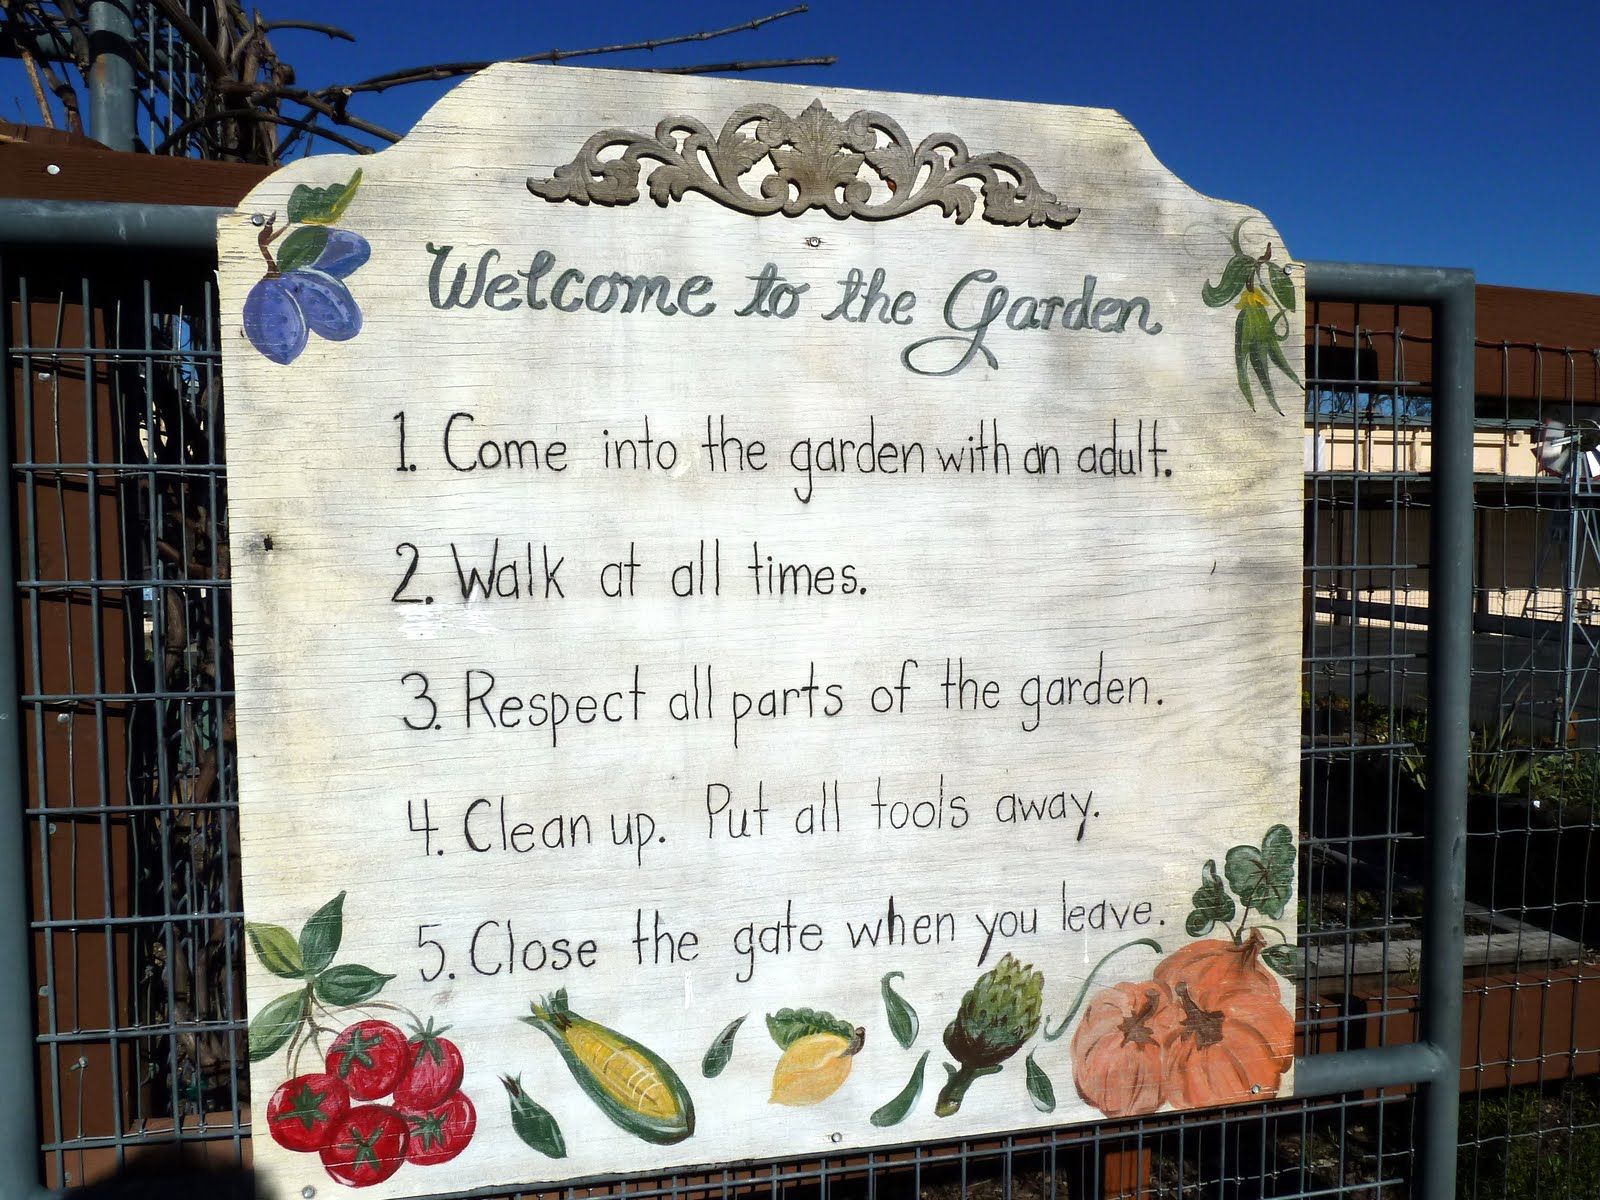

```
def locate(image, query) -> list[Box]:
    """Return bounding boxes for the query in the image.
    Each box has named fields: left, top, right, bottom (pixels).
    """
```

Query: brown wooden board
left=0, top=140, right=268, bottom=206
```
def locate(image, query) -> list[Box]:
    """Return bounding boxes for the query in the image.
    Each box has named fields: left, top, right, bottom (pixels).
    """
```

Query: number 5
left=417, top=924, right=446, bottom=982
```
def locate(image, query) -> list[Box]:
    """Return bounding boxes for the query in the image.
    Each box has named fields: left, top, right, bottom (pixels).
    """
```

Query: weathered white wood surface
left=220, top=63, right=1305, bottom=1200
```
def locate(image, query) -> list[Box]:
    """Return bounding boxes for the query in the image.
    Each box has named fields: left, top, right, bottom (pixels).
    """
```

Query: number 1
left=394, top=411, right=414, bottom=472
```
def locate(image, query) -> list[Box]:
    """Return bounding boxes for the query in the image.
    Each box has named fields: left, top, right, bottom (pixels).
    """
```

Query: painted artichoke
left=936, top=952, right=1044, bottom=1116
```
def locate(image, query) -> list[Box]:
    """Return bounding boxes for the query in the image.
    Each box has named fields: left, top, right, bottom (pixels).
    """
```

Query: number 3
left=402, top=672, right=437, bottom=730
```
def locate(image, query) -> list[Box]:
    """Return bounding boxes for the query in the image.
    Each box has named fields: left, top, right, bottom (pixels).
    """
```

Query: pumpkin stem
left=1118, top=988, right=1164, bottom=1048
left=1238, top=927, right=1267, bottom=967
left=1173, top=983, right=1226, bottom=1051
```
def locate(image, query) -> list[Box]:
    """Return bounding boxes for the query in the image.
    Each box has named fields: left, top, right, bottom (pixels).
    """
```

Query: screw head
left=45, top=164, right=61, bottom=176
left=251, top=213, right=267, bottom=227
left=302, top=1188, right=316, bottom=1199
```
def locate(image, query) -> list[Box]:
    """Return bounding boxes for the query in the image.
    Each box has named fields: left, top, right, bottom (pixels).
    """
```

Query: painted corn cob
left=522, top=989, right=694, bottom=1145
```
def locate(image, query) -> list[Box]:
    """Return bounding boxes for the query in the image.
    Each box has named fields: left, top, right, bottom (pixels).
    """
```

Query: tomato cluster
left=266, top=1018, right=476, bottom=1188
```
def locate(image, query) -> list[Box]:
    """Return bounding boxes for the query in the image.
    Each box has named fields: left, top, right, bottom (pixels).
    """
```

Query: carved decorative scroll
left=527, top=100, right=1079, bottom=229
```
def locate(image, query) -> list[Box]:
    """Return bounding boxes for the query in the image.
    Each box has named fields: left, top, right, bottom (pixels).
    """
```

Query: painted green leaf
left=1263, top=322, right=1304, bottom=388
left=1266, top=261, right=1296, bottom=312
left=1227, top=215, right=1253, bottom=256
left=766, top=1007, right=853, bottom=1049
left=298, top=892, right=345, bottom=974
left=1025, top=1051, right=1056, bottom=1113
left=1262, top=943, right=1301, bottom=978
left=880, top=971, right=919, bottom=1049
left=245, top=922, right=303, bottom=979
left=287, top=169, right=363, bottom=225
left=247, top=989, right=306, bottom=1062
left=1225, top=824, right=1297, bottom=919
left=275, top=225, right=330, bottom=273
left=870, top=1050, right=929, bottom=1128
left=313, top=963, right=393, bottom=1006
left=701, top=1014, right=746, bottom=1078
left=1238, top=308, right=1286, bottom=415
left=1185, top=859, right=1238, bottom=937
left=1234, top=313, right=1257, bottom=410
left=1202, top=254, right=1254, bottom=308
left=503, top=1074, right=566, bottom=1158
left=1248, top=338, right=1283, bottom=415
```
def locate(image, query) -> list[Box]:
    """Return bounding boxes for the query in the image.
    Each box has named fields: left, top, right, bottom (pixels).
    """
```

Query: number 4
left=408, top=798, right=439, bottom=856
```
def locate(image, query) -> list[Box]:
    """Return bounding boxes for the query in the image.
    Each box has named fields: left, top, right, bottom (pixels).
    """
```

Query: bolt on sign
left=220, top=63, right=1304, bottom=1199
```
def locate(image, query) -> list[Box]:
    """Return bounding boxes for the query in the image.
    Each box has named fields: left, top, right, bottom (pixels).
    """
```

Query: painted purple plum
left=244, top=214, right=367, bottom=364
left=283, top=270, right=361, bottom=341
left=311, top=229, right=371, bottom=280
left=242, top=276, right=309, bottom=365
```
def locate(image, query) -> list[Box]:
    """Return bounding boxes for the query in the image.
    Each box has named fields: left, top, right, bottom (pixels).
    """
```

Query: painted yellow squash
left=770, top=1031, right=860, bottom=1106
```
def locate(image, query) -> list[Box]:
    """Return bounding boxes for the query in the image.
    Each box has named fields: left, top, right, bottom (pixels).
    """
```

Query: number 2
left=392, top=542, right=424, bottom=603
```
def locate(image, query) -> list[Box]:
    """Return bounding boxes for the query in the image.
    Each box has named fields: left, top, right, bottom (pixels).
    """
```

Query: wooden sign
left=220, top=64, right=1304, bottom=1199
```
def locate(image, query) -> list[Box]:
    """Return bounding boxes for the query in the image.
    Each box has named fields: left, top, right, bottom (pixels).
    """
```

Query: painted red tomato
left=325, top=1020, right=408, bottom=1100
left=404, top=1091, right=476, bottom=1167
left=265, top=1072, right=350, bottom=1152
left=319, top=1105, right=409, bottom=1188
left=393, top=1020, right=465, bottom=1110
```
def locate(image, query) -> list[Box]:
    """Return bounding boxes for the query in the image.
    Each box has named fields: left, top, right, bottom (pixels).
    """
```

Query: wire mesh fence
left=1, top=243, right=1595, bottom=1198
left=0, top=2, right=216, bottom=156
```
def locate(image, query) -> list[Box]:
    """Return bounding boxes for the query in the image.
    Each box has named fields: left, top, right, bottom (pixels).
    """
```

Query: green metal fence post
left=1302, top=261, right=1475, bottom=1200
left=0, top=253, right=48, bottom=1199
left=87, top=0, right=137, bottom=152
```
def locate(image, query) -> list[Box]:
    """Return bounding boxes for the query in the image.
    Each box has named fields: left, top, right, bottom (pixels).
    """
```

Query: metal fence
left=2, top=209, right=1598, bottom=1200
left=0, top=0, right=215, bottom=156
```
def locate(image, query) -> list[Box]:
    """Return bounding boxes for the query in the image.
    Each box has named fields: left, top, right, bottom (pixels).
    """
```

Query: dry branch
left=2, top=1, right=832, bottom=164
left=652, top=56, right=836, bottom=76
left=325, top=4, right=813, bottom=97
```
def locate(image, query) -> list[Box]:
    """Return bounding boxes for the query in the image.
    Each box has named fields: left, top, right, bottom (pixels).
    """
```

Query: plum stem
left=257, top=215, right=286, bottom=276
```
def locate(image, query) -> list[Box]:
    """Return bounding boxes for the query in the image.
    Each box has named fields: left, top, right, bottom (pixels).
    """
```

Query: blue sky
left=9, top=1, right=1598, bottom=292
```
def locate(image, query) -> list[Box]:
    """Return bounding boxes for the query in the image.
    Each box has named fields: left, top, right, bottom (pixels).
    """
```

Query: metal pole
left=1303, top=262, right=1474, bottom=1200
left=1559, top=460, right=1580, bottom=740
left=87, top=0, right=137, bottom=152
left=0, top=201, right=227, bottom=250
left=1419, top=267, right=1475, bottom=1200
left=0, top=253, right=48, bottom=1200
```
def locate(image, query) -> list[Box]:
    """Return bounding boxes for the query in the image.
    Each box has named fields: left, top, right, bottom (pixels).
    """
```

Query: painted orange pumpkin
left=1153, top=929, right=1279, bottom=1007
left=1070, top=981, right=1176, bottom=1118
left=1160, top=980, right=1293, bottom=1109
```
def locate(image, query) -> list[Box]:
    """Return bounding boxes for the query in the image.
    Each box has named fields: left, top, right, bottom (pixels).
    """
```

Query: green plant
left=1527, top=750, right=1600, bottom=824
left=1459, top=1081, right=1600, bottom=1198
left=1397, top=704, right=1532, bottom=798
